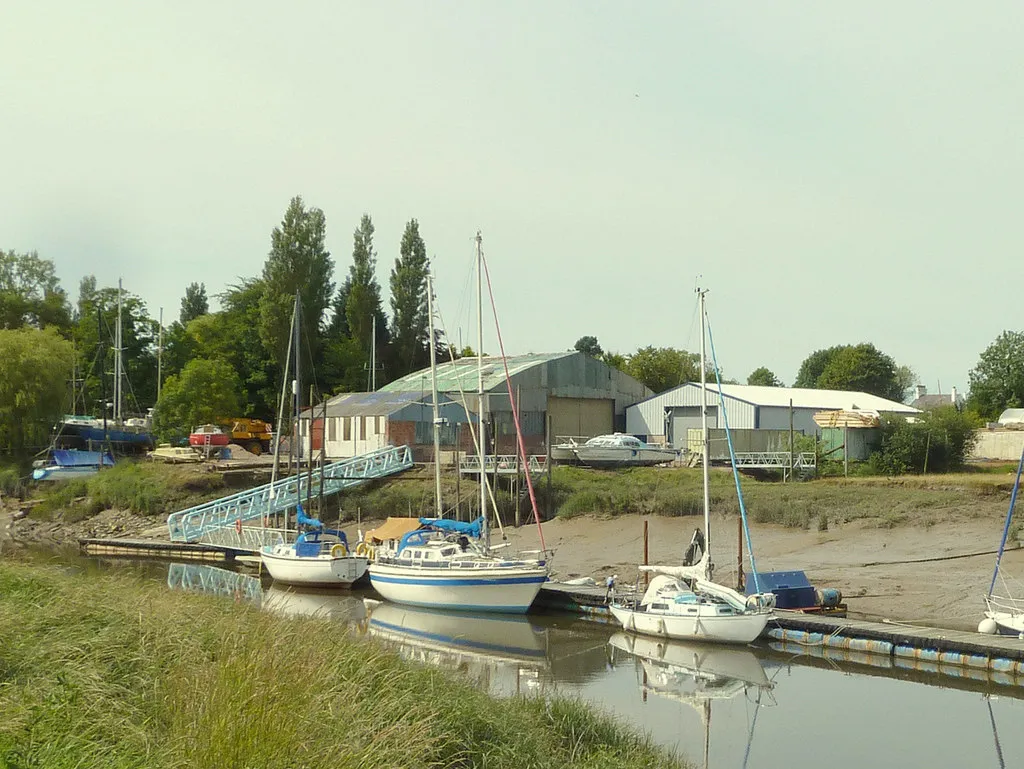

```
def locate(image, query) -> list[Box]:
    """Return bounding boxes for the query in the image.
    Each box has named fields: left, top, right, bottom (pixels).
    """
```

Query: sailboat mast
left=294, top=291, right=302, bottom=514
left=370, top=315, right=377, bottom=392
left=476, top=232, right=487, bottom=538
left=698, top=288, right=711, bottom=561
left=115, top=278, right=123, bottom=423
left=427, top=271, right=443, bottom=518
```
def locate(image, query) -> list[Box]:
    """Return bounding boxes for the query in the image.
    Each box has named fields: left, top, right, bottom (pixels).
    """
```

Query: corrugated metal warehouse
left=626, top=384, right=920, bottom=448
left=380, top=352, right=651, bottom=454
left=300, top=391, right=476, bottom=461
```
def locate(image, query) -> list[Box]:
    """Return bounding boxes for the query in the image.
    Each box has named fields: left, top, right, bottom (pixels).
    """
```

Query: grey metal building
left=626, top=383, right=919, bottom=448
left=380, top=352, right=651, bottom=453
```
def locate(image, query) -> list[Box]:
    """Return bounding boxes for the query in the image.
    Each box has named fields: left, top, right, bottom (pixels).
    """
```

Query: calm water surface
left=96, top=558, right=1024, bottom=768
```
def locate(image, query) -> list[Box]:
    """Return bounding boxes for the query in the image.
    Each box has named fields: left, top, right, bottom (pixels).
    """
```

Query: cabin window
left=328, top=417, right=337, bottom=441
left=652, top=602, right=669, bottom=610
left=343, top=417, right=351, bottom=441
left=441, top=547, right=456, bottom=557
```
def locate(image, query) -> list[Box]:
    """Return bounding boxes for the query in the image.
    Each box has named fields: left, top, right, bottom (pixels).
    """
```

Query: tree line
left=0, top=197, right=443, bottom=454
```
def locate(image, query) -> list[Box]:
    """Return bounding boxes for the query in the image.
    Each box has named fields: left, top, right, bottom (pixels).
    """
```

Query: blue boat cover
left=296, top=502, right=323, bottom=530
left=418, top=516, right=484, bottom=538
left=52, top=450, right=114, bottom=468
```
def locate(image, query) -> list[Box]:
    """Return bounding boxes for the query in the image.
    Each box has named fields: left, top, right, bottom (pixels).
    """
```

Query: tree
left=871, top=407, right=980, bottom=475
left=793, top=346, right=844, bottom=389
left=259, top=196, right=335, bottom=372
left=326, top=278, right=352, bottom=339
left=218, top=280, right=277, bottom=418
left=794, top=343, right=903, bottom=401
left=179, top=282, right=209, bottom=325
left=345, top=214, right=388, bottom=361
left=0, top=327, right=74, bottom=456
left=894, top=364, right=917, bottom=404
left=153, top=358, right=242, bottom=443
left=747, top=367, right=782, bottom=387
left=625, top=346, right=700, bottom=393
left=602, top=351, right=627, bottom=371
left=72, top=283, right=158, bottom=417
left=574, top=336, right=603, bottom=358
left=967, top=331, right=1024, bottom=420
left=0, top=250, right=72, bottom=332
left=389, top=219, right=429, bottom=377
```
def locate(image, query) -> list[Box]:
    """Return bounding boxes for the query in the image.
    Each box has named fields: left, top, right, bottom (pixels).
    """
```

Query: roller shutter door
left=549, top=397, right=614, bottom=440
left=669, top=406, right=717, bottom=448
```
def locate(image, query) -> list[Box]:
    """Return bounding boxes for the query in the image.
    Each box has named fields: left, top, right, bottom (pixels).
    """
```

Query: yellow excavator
left=217, top=417, right=274, bottom=455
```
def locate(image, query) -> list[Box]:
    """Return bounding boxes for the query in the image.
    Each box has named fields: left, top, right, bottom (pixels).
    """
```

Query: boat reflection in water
left=166, top=563, right=263, bottom=607
left=607, top=633, right=774, bottom=769
left=261, top=584, right=367, bottom=625
left=363, top=599, right=552, bottom=695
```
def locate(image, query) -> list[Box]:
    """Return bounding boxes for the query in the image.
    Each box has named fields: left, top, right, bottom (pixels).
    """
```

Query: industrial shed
left=299, top=391, right=476, bottom=462
left=379, top=352, right=651, bottom=454
left=626, top=383, right=920, bottom=448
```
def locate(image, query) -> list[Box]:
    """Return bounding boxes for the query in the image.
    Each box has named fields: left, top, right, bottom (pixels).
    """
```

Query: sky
left=3, top=2, right=1022, bottom=397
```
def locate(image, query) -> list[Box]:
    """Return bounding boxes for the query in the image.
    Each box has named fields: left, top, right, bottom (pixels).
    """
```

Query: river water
left=106, top=559, right=1024, bottom=768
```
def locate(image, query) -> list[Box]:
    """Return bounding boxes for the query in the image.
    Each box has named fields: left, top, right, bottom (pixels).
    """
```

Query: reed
left=0, top=562, right=684, bottom=769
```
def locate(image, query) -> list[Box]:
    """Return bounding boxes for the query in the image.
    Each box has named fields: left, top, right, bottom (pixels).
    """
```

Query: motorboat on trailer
left=567, top=434, right=678, bottom=468
left=368, top=517, right=548, bottom=614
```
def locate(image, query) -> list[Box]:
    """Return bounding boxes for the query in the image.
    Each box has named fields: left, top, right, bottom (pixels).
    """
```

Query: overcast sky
left=3, top=2, right=1021, bottom=396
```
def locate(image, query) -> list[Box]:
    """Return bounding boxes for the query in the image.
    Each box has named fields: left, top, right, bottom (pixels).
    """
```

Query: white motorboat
left=609, top=288, right=775, bottom=645
left=569, top=433, right=678, bottom=468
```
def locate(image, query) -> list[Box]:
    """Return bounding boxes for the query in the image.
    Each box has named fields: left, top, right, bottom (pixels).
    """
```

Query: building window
left=343, top=417, right=351, bottom=441
left=328, top=417, right=337, bottom=441
left=377, top=416, right=385, bottom=434
left=359, top=416, right=366, bottom=439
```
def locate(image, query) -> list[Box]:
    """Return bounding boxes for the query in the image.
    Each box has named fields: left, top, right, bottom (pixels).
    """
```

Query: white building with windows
left=299, top=391, right=476, bottom=461
left=626, top=383, right=919, bottom=448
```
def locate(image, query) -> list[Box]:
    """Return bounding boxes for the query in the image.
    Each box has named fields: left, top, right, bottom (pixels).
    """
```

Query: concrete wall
left=970, top=430, right=1024, bottom=461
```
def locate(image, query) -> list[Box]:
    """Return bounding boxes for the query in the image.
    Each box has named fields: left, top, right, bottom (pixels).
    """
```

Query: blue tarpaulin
left=418, top=516, right=484, bottom=539
left=52, top=450, right=114, bottom=467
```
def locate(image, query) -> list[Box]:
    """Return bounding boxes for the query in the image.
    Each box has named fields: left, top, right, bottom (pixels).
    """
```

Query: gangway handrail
left=166, top=445, right=413, bottom=543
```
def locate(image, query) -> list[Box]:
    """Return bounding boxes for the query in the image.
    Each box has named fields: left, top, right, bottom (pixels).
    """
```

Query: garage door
left=548, top=397, right=614, bottom=440
left=669, top=406, right=717, bottom=448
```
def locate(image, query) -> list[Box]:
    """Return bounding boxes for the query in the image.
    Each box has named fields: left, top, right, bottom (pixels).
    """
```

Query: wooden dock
left=79, top=537, right=247, bottom=562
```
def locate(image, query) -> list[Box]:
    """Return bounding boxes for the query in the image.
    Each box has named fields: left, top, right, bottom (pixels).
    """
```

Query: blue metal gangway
left=166, top=445, right=413, bottom=544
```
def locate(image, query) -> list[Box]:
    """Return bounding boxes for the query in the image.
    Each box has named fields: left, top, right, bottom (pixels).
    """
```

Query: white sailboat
left=979, top=446, right=1024, bottom=637
left=368, top=238, right=549, bottom=613
left=609, top=288, right=774, bottom=644
left=260, top=292, right=369, bottom=588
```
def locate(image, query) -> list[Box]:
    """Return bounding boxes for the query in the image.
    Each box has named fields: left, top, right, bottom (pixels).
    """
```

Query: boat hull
left=369, top=562, right=547, bottom=613
left=260, top=547, right=369, bottom=588
left=986, top=611, right=1024, bottom=637
left=607, top=632, right=769, bottom=686
left=573, top=447, right=678, bottom=468
left=609, top=604, right=769, bottom=645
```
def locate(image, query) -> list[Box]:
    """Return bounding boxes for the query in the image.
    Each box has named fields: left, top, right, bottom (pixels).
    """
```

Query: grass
left=29, top=462, right=227, bottom=522
left=0, top=561, right=684, bottom=769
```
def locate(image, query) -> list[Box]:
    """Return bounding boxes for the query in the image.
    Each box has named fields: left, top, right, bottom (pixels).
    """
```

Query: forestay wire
left=705, top=312, right=762, bottom=594
left=988, top=444, right=1024, bottom=598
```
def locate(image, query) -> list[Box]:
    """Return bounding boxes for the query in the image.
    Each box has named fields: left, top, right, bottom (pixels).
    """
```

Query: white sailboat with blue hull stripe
left=369, top=517, right=547, bottom=613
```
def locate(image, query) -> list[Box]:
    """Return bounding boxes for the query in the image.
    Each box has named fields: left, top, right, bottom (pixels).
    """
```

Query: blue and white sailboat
left=368, top=249, right=548, bottom=614
left=979, top=446, right=1024, bottom=637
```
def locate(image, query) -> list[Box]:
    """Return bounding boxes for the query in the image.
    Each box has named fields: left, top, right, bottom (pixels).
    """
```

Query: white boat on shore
left=567, top=434, right=678, bottom=468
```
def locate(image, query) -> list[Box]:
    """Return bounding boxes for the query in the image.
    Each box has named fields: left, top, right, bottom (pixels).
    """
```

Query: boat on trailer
left=569, top=433, right=678, bottom=468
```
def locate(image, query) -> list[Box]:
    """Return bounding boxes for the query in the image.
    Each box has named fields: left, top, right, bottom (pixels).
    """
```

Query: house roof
left=910, top=394, right=960, bottom=410
left=379, top=352, right=576, bottom=394
left=633, top=382, right=919, bottom=414
left=299, top=391, right=450, bottom=418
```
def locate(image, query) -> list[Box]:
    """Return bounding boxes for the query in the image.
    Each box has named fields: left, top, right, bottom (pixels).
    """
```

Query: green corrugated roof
left=380, top=352, right=574, bottom=394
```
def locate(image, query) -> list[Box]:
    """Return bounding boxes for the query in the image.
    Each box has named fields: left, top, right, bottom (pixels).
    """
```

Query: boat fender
left=978, top=618, right=998, bottom=635
left=235, top=518, right=242, bottom=536
left=355, top=542, right=375, bottom=561
left=331, top=543, right=349, bottom=558
left=815, top=588, right=843, bottom=607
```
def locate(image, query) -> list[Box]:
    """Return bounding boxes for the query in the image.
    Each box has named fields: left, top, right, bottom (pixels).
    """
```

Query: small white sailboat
left=368, top=238, right=549, bottom=613
left=609, top=288, right=774, bottom=645
left=979, top=446, right=1024, bottom=637
left=259, top=292, right=369, bottom=588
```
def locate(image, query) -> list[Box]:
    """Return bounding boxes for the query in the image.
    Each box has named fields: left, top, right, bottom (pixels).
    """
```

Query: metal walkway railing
left=167, top=445, right=413, bottom=543
left=459, top=454, right=548, bottom=475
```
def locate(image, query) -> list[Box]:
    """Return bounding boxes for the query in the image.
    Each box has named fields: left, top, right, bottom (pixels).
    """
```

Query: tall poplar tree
left=389, top=218, right=429, bottom=377
left=343, top=214, right=388, bottom=386
left=258, top=196, right=334, bottom=374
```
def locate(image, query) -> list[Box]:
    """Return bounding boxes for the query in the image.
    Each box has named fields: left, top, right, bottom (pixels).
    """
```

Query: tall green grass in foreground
left=0, top=562, right=684, bottom=769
